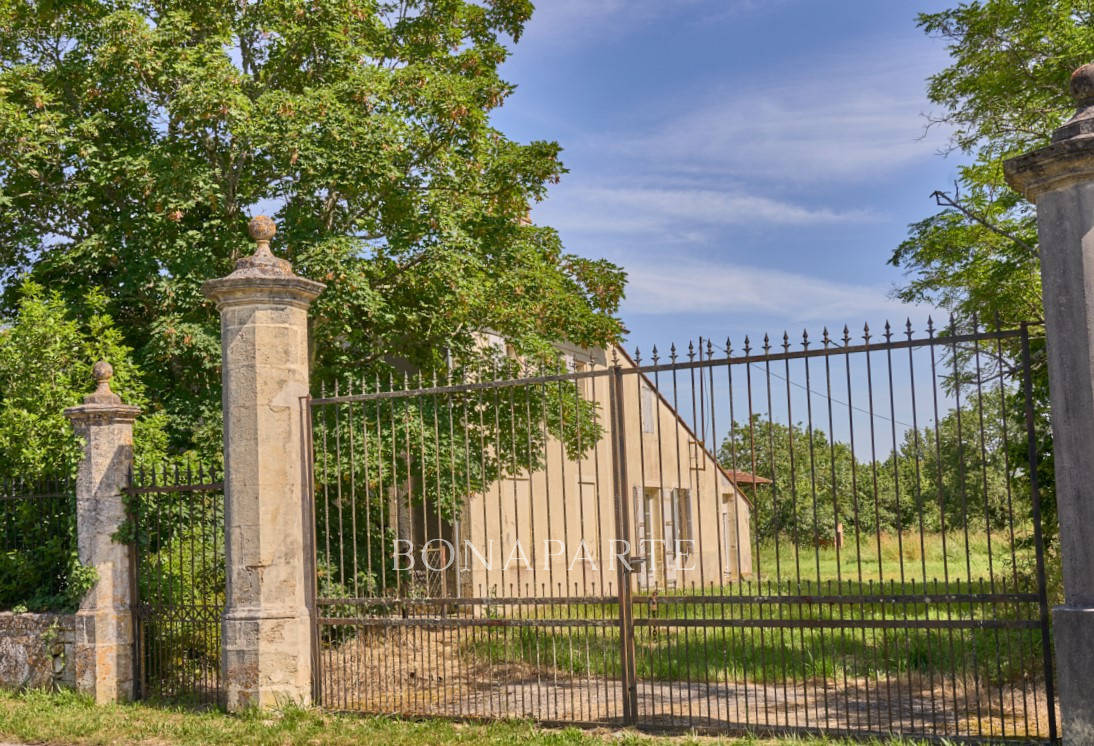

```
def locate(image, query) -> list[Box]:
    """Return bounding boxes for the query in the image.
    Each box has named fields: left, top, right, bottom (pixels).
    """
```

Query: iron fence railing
left=0, top=476, right=76, bottom=611
left=128, top=464, right=224, bottom=706
left=307, top=318, right=1057, bottom=742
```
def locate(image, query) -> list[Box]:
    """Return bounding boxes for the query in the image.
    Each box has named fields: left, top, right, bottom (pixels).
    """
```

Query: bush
left=0, top=281, right=167, bottom=611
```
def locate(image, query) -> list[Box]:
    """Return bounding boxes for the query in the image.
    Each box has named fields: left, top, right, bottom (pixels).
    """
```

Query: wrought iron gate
left=307, top=319, right=1057, bottom=742
left=129, top=464, right=225, bottom=705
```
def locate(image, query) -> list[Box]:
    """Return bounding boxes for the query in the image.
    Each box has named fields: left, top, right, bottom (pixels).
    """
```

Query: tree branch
left=932, top=185, right=1037, bottom=256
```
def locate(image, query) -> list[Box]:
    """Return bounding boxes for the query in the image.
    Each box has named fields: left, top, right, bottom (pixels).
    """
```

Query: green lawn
left=463, top=533, right=1045, bottom=686
left=753, top=531, right=1011, bottom=586
left=0, top=689, right=933, bottom=745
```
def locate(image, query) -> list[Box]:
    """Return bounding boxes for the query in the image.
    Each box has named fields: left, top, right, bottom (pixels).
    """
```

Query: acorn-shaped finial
left=84, top=359, right=121, bottom=405
left=92, top=359, right=113, bottom=389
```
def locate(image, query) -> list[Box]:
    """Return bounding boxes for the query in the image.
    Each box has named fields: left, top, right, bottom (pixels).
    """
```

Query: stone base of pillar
left=1053, top=606, right=1094, bottom=744
left=74, top=608, right=134, bottom=703
left=222, top=607, right=313, bottom=711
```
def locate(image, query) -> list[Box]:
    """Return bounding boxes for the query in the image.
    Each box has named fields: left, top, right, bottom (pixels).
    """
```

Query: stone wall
left=0, top=612, right=75, bottom=691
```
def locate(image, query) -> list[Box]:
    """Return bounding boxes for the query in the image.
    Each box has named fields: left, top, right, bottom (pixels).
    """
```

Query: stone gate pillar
left=1006, top=63, right=1094, bottom=743
left=65, top=361, right=140, bottom=703
left=202, top=216, right=324, bottom=710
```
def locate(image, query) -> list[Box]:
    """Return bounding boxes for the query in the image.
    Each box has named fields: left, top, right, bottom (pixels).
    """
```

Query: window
left=640, top=383, right=655, bottom=433
left=573, top=360, right=592, bottom=399
left=721, top=494, right=738, bottom=570
left=673, top=489, right=693, bottom=555
left=689, top=440, right=707, bottom=470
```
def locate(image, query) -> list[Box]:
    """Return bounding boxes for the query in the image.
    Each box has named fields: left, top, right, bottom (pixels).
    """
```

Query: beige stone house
left=447, top=337, right=757, bottom=598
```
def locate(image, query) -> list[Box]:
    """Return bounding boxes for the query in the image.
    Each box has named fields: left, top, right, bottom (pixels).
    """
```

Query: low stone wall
left=0, top=612, right=75, bottom=690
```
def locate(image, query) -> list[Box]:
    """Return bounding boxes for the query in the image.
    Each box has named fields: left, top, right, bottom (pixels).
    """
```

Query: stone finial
left=1052, top=63, right=1094, bottom=142
left=247, top=215, right=277, bottom=257
left=1004, top=62, right=1094, bottom=199
left=225, top=215, right=294, bottom=278
left=83, top=360, right=121, bottom=406
left=1072, top=63, right=1094, bottom=105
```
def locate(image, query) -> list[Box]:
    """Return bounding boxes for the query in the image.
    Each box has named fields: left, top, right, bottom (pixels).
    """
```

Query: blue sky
left=492, top=0, right=959, bottom=356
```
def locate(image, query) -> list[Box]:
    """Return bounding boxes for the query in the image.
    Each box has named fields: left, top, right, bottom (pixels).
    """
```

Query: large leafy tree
left=890, top=1, right=1094, bottom=325
left=0, top=0, right=626, bottom=458
left=886, top=1, right=1094, bottom=547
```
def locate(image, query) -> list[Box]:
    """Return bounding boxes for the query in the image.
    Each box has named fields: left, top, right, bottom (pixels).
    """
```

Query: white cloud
left=596, top=43, right=951, bottom=183
left=521, top=0, right=750, bottom=43
left=622, top=258, right=915, bottom=324
left=534, top=185, right=875, bottom=236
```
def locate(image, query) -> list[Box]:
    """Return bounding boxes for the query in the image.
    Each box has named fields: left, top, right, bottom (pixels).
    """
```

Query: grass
left=754, top=531, right=1011, bottom=586
left=462, top=534, right=1046, bottom=687
left=0, top=688, right=939, bottom=745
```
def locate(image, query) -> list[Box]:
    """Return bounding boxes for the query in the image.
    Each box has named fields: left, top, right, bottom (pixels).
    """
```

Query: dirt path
left=318, top=627, right=1057, bottom=740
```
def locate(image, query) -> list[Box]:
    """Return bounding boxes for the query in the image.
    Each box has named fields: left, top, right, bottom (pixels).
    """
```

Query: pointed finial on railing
left=822, top=327, right=831, bottom=347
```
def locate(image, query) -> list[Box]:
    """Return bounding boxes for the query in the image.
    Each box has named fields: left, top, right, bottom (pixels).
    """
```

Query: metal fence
left=307, top=318, right=1057, bottom=742
left=0, top=476, right=75, bottom=611
left=128, top=464, right=224, bottom=705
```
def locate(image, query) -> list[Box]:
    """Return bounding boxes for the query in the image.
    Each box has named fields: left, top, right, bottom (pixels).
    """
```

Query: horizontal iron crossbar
left=317, top=592, right=1041, bottom=607
left=124, top=481, right=224, bottom=494
left=317, top=616, right=1040, bottom=631
left=310, top=327, right=1035, bottom=404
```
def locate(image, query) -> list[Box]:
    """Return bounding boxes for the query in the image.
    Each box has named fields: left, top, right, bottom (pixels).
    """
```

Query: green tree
left=0, top=1, right=626, bottom=460
left=0, top=279, right=166, bottom=610
left=887, top=1, right=1087, bottom=545
left=0, top=279, right=166, bottom=476
left=718, top=415, right=878, bottom=545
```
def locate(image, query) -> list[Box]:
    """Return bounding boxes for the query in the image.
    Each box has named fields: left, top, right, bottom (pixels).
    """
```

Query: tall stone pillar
left=1006, top=64, right=1094, bottom=743
left=202, top=216, right=324, bottom=711
left=65, top=361, right=140, bottom=703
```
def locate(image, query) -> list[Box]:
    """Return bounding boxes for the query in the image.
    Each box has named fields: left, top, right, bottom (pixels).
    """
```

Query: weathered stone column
left=202, top=216, right=324, bottom=711
left=64, top=361, right=140, bottom=703
left=1006, top=64, right=1094, bottom=743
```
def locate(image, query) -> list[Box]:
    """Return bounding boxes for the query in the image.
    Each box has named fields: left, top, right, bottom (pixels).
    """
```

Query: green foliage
left=61, top=558, right=98, bottom=609
left=720, top=415, right=866, bottom=543
left=314, top=353, right=604, bottom=595
left=721, top=387, right=1030, bottom=548
left=0, top=280, right=166, bottom=610
left=0, top=280, right=167, bottom=477
left=0, top=0, right=626, bottom=459
left=889, top=2, right=1088, bottom=547
left=131, top=485, right=223, bottom=695
left=0, top=496, right=73, bottom=611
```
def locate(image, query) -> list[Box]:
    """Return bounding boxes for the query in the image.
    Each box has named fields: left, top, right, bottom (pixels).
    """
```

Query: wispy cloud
left=520, top=0, right=763, bottom=44
left=535, top=185, right=876, bottom=236
left=623, top=258, right=915, bottom=325
left=596, top=44, right=950, bottom=184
